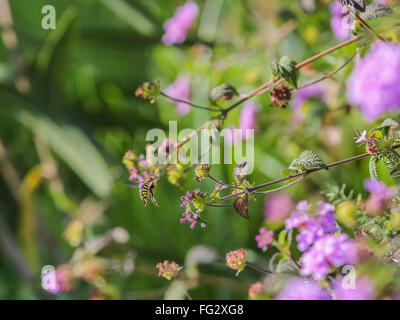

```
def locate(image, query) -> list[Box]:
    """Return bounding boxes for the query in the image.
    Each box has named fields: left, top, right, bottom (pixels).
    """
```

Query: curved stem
left=208, top=174, right=245, bottom=190
left=161, top=92, right=220, bottom=112
left=254, top=176, right=305, bottom=195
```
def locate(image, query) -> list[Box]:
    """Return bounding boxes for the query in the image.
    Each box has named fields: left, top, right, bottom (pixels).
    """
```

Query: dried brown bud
left=270, top=84, right=292, bottom=108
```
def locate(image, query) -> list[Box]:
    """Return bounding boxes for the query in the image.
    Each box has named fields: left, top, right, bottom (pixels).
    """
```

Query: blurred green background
left=0, top=0, right=395, bottom=299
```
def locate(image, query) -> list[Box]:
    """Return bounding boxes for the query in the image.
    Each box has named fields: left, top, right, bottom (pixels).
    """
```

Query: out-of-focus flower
left=300, top=234, right=358, bottom=280
left=162, top=1, right=199, bottom=45
left=248, top=282, right=263, bottom=299
left=255, top=228, right=274, bottom=252
left=276, top=277, right=331, bottom=300
left=64, top=219, right=84, bottom=247
left=363, top=179, right=392, bottom=215
left=44, top=264, right=74, bottom=294
left=321, top=126, right=342, bottom=147
left=156, top=260, right=182, bottom=280
left=239, top=102, right=260, bottom=140
left=292, top=84, right=327, bottom=109
left=226, top=248, right=247, bottom=276
left=165, top=75, right=192, bottom=115
left=347, top=42, right=400, bottom=121
left=79, top=257, right=105, bottom=282
left=224, top=126, right=241, bottom=146
left=332, top=276, right=376, bottom=300
left=264, top=193, right=295, bottom=223
left=285, top=201, right=339, bottom=251
left=337, top=200, right=358, bottom=227
left=330, top=2, right=350, bottom=40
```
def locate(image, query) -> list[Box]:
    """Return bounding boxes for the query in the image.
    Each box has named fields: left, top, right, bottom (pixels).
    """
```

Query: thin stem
left=222, top=36, right=361, bottom=115
left=161, top=92, right=220, bottom=112
left=297, top=48, right=361, bottom=90
left=219, top=145, right=400, bottom=202
left=206, top=203, right=233, bottom=208
left=246, top=261, right=272, bottom=274
left=208, top=174, right=245, bottom=190
left=254, top=176, right=305, bottom=195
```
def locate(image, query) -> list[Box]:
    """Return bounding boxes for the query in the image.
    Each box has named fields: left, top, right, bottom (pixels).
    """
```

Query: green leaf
left=360, top=4, right=393, bottom=21
left=272, top=56, right=299, bottom=89
left=209, top=84, right=238, bottom=103
left=98, top=0, right=156, bottom=36
left=290, top=150, right=326, bottom=171
left=369, top=156, right=379, bottom=181
left=373, top=118, right=400, bottom=134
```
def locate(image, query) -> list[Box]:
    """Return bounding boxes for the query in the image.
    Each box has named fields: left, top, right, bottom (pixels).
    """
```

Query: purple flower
left=276, top=277, right=331, bottom=300
left=180, top=212, right=200, bottom=229
left=292, top=84, right=327, bottom=109
left=285, top=201, right=339, bottom=251
left=264, top=193, right=295, bottom=222
left=300, top=234, right=358, bottom=280
left=239, top=103, right=260, bottom=140
left=332, top=275, right=376, bottom=300
left=165, top=75, right=192, bottom=115
left=162, top=1, right=199, bottom=45
left=363, top=179, right=392, bottom=214
left=347, top=42, right=400, bottom=121
left=330, top=2, right=351, bottom=40
left=255, top=228, right=274, bottom=252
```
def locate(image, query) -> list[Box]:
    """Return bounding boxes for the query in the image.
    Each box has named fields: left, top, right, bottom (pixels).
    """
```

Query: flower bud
left=226, top=248, right=247, bottom=275
left=248, top=282, right=263, bottom=300
left=194, top=164, right=211, bottom=182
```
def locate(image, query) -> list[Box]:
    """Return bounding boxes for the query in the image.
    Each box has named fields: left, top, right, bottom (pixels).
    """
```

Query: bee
left=337, top=0, right=366, bottom=12
left=127, top=168, right=160, bottom=207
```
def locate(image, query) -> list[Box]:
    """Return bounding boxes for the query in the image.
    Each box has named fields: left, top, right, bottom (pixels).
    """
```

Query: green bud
left=194, top=164, right=211, bottom=182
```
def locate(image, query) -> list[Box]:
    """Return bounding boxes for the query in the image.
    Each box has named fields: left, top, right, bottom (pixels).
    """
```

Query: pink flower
left=239, top=102, right=260, bottom=140
left=162, top=1, right=199, bottom=45
left=165, top=75, right=192, bottom=115
left=332, top=275, right=376, bottom=300
left=248, top=282, right=263, bottom=299
left=356, top=130, right=375, bottom=144
left=276, top=277, right=331, bottom=300
left=255, top=228, right=274, bottom=252
left=226, top=248, right=247, bottom=275
left=264, top=193, right=295, bottom=222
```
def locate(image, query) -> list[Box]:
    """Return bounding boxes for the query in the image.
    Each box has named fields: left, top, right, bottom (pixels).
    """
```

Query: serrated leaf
left=290, top=150, right=326, bottom=170
left=360, top=4, right=393, bottom=21
left=272, top=56, right=299, bottom=89
left=369, top=156, right=379, bottom=181
left=373, top=118, right=400, bottom=132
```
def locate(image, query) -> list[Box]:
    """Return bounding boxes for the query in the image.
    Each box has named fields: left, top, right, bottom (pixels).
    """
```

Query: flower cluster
left=300, top=234, right=358, bottom=280
left=156, top=260, right=182, bottom=280
left=276, top=277, right=331, bottom=300
left=363, top=179, right=393, bottom=215
left=194, top=164, right=211, bottom=182
left=162, top=1, right=199, bottom=46
left=180, top=190, right=207, bottom=229
left=225, top=248, right=247, bottom=276
left=285, top=201, right=339, bottom=251
left=255, top=228, right=274, bottom=252
left=264, top=193, right=295, bottom=223
left=347, top=42, right=400, bottom=121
